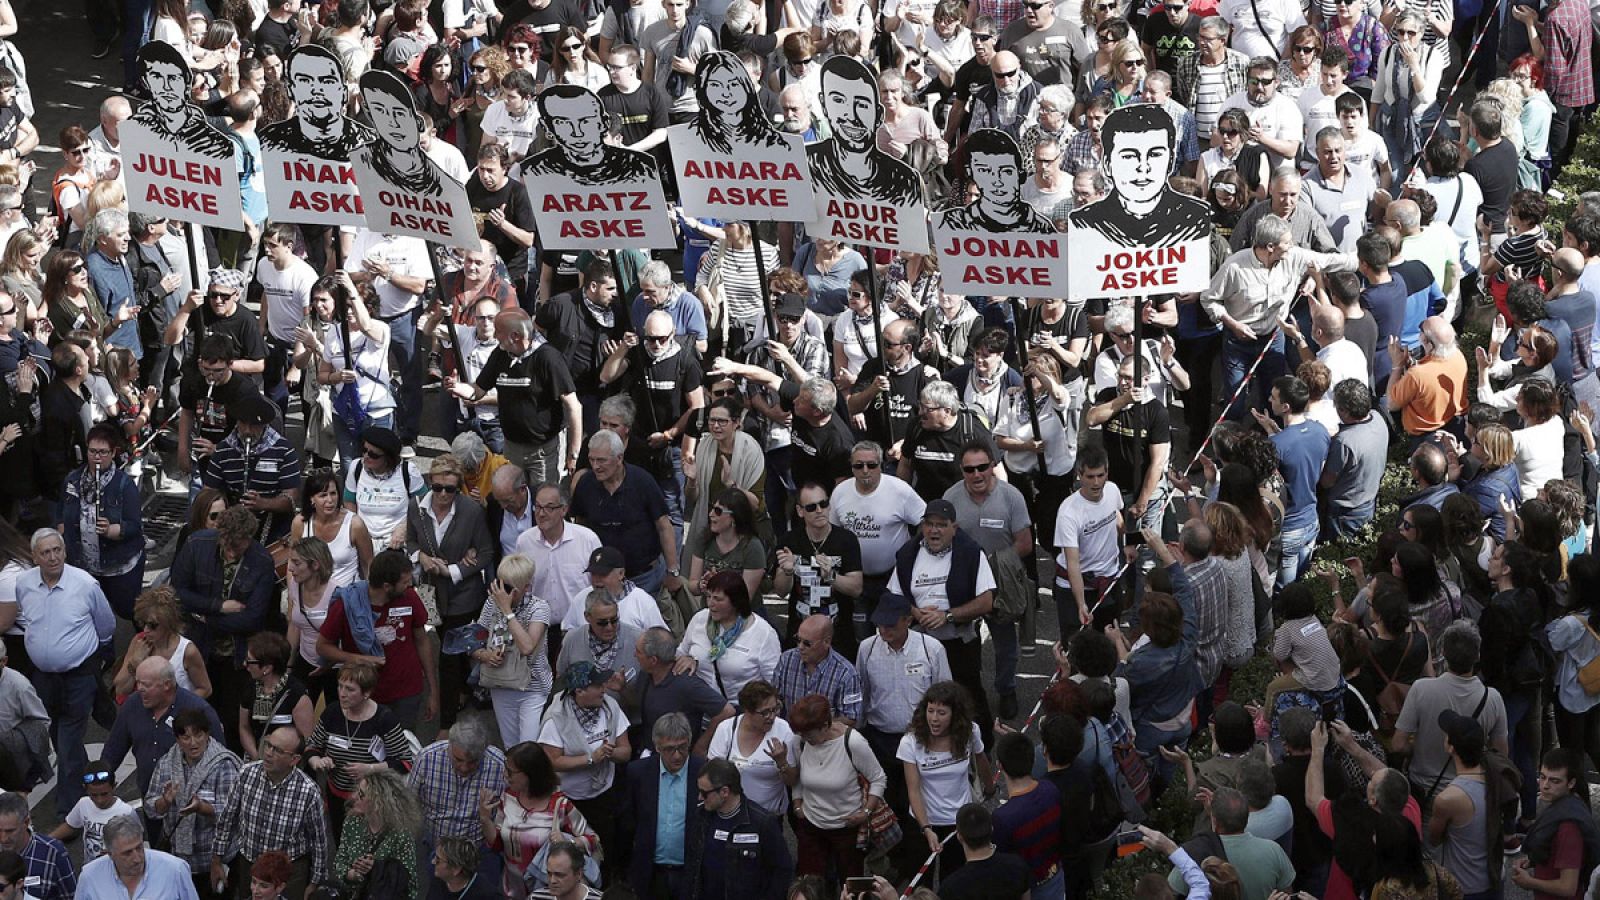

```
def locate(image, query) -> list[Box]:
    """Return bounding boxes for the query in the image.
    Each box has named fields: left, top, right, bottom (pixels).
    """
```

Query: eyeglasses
left=852, top=461, right=880, bottom=470
left=753, top=705, right=781, bottom=717
left=0, top=307, right=14, bottom=317
left=707, top=417, right=734, bottom=427
left=508, top=45, right=532, bottom=55
left=905, top=57, right=923, bottom=66
left=363, top=448, right=385, bottom=459
left=1122, top=58, right=1146, bottom=67
left=82, top=771, right=113, bottom=784
left=790, top=57, right=813, bottom=67
left=1294, top=45, right=1319, bottom=53
left=69, top=263, right=86, bottom=273
left=536, top=502, right=567, bottom=512
left=994, top=68, right=1019, bottom=78
left=777, top=314, right=803, bottom=325
left=961, top=462, right=992, bottom=474
left=470, top=64, right=488, bottom=73
left=711, top=506, right=730, bottom=516
left=848, top=289, right=868, bottom=299
left=800, top=499, right=830, bottom=512
left=244, top=657, right=262, bottom=667
left=1111, top=330, right=1133, bottom=340
left=1394, top=28, right=1419, bottom=35
left=605, top=61, right=631, bottom=70
left=431, top=484, right=461, bottom=494
left=697, top=786, right=723, bottom=798
left=1217, top=128, right=1241, bottom=137
left=1249, top=76, right=1276, bottom=85
left=87, top=446, right=114, bottom=456
left=591, top=616, right=620, bottom=627
left=205, top=291, right=235, bottom=301
left=262, top=741, right=300, bottom=757
left=66, top=146, right=90, bottom=157
left=1036, top=155, right=1060, bottom=165
left=644, top=334, right=672, bottom=344
left=658, top=742, right=690, bottom=756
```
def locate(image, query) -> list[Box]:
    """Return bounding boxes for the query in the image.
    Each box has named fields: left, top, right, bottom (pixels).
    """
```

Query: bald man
left=1547, top=246, right=1599, bottom=423
left=1286, top=305, right=1369, bottom=390
left=771, top=614, right=861, bottom=723
left=1386, top=316, right=1467, bottom=439
left=966, top=51, right=1038, bottom=138
left=848, top=318, right=941, bottom=451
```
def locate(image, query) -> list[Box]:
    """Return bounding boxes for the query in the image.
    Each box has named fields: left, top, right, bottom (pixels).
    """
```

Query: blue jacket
left=685, top=795, right=793, bottom=900
left=85, top=248, right=141, bottom=359
left=170, top=529, right=277, bottom=665
left=102, top=686, right=225, bottom=795
left=1460, top=463, right=1521, bottom=541
left=60, top=465, right=144, bottom=574
left=621, top=754, right=705, bottom=899
left=1117, top=560, right=1203, bottom=727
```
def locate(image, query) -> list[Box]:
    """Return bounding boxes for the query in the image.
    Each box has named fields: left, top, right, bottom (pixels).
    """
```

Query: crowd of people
left=0, top=0, right=1589, bottom=896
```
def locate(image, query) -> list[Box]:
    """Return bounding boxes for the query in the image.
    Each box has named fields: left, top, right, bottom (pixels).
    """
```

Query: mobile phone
left=1116, top=829, right=1145, bottom=858
left=1320, top=700, right=1339, bottom=724
left=1125, top=529, right=1145, bottom=547
left=846, top=876, right=877, bottom=900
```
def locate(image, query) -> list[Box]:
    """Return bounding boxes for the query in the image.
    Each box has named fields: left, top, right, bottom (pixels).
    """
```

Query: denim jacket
left=61, top=465, right=144, bottom=573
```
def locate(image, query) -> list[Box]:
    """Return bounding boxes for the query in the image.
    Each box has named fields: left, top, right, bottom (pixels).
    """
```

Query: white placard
left=123, top=42, right=243, bottom=231
left=350, top=70, right=480, bottom=251
left=930, top=129, right=1068, bottom=297
left=259, top=45, right=375, bottom=227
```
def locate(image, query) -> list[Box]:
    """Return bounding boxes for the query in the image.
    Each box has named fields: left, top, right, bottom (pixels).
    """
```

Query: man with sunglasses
left=848, top=318, right=941, bottom=456
left=998, top=0, right=1081, bottom=87
left=1221, top=57, right=1304, bottom=169
left=745, top=292, right=830, bottom=539
left=773, top=482, right=865, bottom=660
left=1141, top=0, right=1201, bottom=76
left=165, top=267, right=269, bottom=383
left=828, top=441, right=925, bottom=642
left=200, top=393, right=301, bottom=543
left=943, top=15, right=999, bottom=147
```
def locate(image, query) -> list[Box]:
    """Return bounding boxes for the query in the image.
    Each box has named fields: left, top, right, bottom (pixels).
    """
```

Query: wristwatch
left=666, top=568, right=681, bottom=578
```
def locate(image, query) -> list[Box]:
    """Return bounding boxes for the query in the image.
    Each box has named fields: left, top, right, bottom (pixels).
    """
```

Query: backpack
left=1365, top=627, right=1417, bottom=737
left=1107, top=712, right=1152, bottom=813
left=1084, top=727, right=1128, bottom=840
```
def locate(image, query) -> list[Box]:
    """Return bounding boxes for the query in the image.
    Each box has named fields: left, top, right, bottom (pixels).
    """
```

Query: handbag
left=847, top=729, right=901, bottom=854
left=476, top=607, right=533, bottom=691
left=1576, top=618, right=1600, bottom=695
left=525, top=795, right=602, bottom=890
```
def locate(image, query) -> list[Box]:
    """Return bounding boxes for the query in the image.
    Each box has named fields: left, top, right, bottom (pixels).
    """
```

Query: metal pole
left=748, top=221, right=777, bottom=342
left=1010, top=298, right=1049, bottom=477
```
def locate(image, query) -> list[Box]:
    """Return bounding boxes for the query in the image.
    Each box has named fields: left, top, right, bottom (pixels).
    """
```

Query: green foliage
left=1547, top=124, right=1600, bottom=225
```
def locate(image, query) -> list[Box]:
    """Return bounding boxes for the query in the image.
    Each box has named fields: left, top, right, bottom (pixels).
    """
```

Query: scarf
left=686, top=429, right=765, bottom=551
left=646, top=336, right=681, bottom=364
left=1380, top=45, right=1422, bottom=160
left=168, top=739, right=241, bottom=856
left=251, top=675, right=290, bottom=724
left=587, top=632, right=619, bottom=670
left=706, top=614, right=749, bottom=663
left=77, top=464, right=114, bottom=572
left=575, top=703, right=605, bottom=732
left=974, top=362, right=1008, bottom=391
left=583, top=297, right=615, bottom=329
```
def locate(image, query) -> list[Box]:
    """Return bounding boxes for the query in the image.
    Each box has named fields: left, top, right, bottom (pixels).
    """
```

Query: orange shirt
left=1388, top=349, right=1467, bottom=435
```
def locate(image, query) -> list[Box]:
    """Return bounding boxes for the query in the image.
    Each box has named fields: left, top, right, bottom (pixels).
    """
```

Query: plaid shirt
left=1185, top=556, right=1230, bottom=687
left=1064, top=128, right=1103, bottom=174
left=145, top=743, right=242, bottom=873
left=212, top=762, right=330, bottom=884
left=1172, top=48, right=1250, bottom=111
left=407, top=740, right=508, bottom=843
left=1542, top=0, right=1594, bottom=108
left=773, top=648, right=863, bottom=721
left=20, top=833, right=75, bottom=900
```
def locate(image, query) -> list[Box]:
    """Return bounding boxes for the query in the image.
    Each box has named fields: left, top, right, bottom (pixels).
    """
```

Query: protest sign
left=350, top=70, right=479, bottom=251
left=1067, top=105, right=1211, bottom=300
left=260, top=45, right=375, bottom=226
left=806, top=56, right=928, bottom=254
left=931, top=129, right=1068, bottom=297
left=522, top=84, right=675, bottom=250
left=122, top=41, right=243, bottom=231
left=668, top=51, right=815, bottom=222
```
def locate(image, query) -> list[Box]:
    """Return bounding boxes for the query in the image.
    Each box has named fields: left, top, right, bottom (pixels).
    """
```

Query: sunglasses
left=1294, top=45, right=1318, bottom=53
left=1122, top=58, right=1146, bottom=67
left=1024, top=2, right=1050, bottom=9
left=470, top=64, right=488, bottom=73
left=800, top=499, right=830, bottom=512
left=431, top=484, right=461, bottom=494
left=697, top=786, right=723, bottom=798
left=83, top=771, right=113, bottom=784
left=1111, top=330, right=1133, bottom=340
left=962, top=462, right=992, bottom=474
left=245, top=657, right=262, bottom=667
left=1218, top=128, right=1241, bottom=137
left=508, top=45, right=532, bottom=54
left=972, top=32, right=995, bottom=41
left=644, top=334, right=672, bottom=344
left=205, top=291, right=235, bottom=301
left=995, top=67, right=1020, bottom=78
left=0, top=307, right=13, bottom=317
left=711, top=388, right=736, bottom=397
left=1249, top=77, right=1276, bottom=85
left=69, top=263, right=86, bottom=274
left=362, top=448, right=386, bottom=459
left=711, top=505, right=730, bottom=516
left=848, top=289, right=868, bottom=299
left=66, top=146, right=90, bottom=157
left=777, top=314, right=803, bottom=325
left=790, top=57, right=813, bottom=66
left=591, top=616, right=619, bottom=627
left=563, top=42, right=584, bottom=51
left=852, top=460, right=880, bottom=470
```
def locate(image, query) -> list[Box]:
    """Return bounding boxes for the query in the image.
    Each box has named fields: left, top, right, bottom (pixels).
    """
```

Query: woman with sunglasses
left=41, top=249, right=107, bottom=347
left=795, top=237, right=868, bottom=318
left=409, top=454, right=494, bottom=731
left=687, top=489, right=769, bottom=608
left=1071, top=17, right=1129, bottom=120
left=1275, top=25, right=1324, bottom=97
left=50, top=124, right=95, bottom=237
left=501, top=24, right=553, bottom=81
left=463, top=46, right=511, bottom=158
left=176, top=487, right=228, bottom=549
left=686, top=396, right=770, bottom=554
left=284, top=536, right=338, bottom=708
left=112, top=586, right=212, bottom=701
left=833, top=269, right=904, bottom=383
left=1198, top=111, right=1270, bottom=201
left=290, top=276, right=339, bottom=470
left=317, top=272, right=398, bottom=474
left=551, top=26, right=607, bottom=91
left=473, top=553, right=552, bottom=746
left=1370, top=9, right=1444, bottom=176
left=706, top=680, right=800, bottom=816
left=290, top=469, right=374, bottom=588
left=1097, top=39, right=1147, bottom=107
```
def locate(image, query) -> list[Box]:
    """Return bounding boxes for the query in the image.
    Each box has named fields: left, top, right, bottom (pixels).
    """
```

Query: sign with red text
left=260, top=45, right=375, bottom=227
left=1066, top=105, right=1210, bottom=300
left=350, top=70, right=479, bottom=251
left=123, top=42, right=244, bottom=230
left=807, top=56, right=928, bottom=254
left=667, top=52, right=816, bottom=222
left=522, top=84, right=675, bottom=250
left=930, top=129, right=1067, bottom=297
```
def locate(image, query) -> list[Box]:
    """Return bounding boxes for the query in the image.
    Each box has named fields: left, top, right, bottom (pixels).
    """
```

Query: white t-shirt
left=707, top=716, right=801, bottom=816
left=678, top=610, right=783, bottom=702
left=896, top=722, right=984, bottom=826
left=67, top=797, right=137, bottom=862
left=1297, top=86, right=1349, bottom=152
left=443, top=0, right=498, bottom=28
left=536, top=695, right=629, bottom=799
left=994, top=387, right=1076, bottom=475
left=1343, top=128, right=1390, bottom=183
left=883, top=0, right=940, bottom=47
left=346, top=230, right=430, bottom=317
left=1220, top=91, right=1304, bottom=168
left=1219, top=0, right=1304, bottom=59
left=835, top=308, right=904, bottom=377
left=322, top=322, right=395, bottom=413
left=830, top=475, right=928, bottom=576
left=890, top=547, right=997, bottom=642
left=616, top=585, right=669, bottom=633
left=1054, top=486, right=1124, bottom=582
left=924, top=26, right=975, bottom=73
left=1317, top=339, right=1370, bottom=389
left=343, top=461, right=426, bottom=545
left=426, top=139, right=470, bottom=184
left=480, top=100, right=541, bottom=161
left=254, top=255, right=317, bottom=342
left=0, top=560, right=23, bottom=635
left=600, top=0, right=666, bottom=41
left=1513, top=416, right=1566, bottom=500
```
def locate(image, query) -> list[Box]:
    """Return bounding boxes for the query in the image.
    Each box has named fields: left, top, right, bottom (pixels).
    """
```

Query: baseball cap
left=923, top=499, right=958, bottom=522
left=562, top=660, right=615, bottom=693
left=1437, top=709, right=1485, bottom=755
left=871, top=592, right=913, bottom=626
left=774, top=292, right=807, bottom=318
left=587, top=547, right=626, bottom=575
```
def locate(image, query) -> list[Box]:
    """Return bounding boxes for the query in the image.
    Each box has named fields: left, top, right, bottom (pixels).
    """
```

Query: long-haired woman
left=551, top=27, right=606, bottom=91
left=288, top=468, right=373, bottom=587
left=901, top=681, right=992, bottom=876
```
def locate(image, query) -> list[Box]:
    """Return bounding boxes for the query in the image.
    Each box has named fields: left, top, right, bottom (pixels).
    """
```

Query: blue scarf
left=334, top=582, right=385, bottom=658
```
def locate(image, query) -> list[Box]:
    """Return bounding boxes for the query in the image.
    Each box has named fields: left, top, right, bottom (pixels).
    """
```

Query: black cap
left=923, top=499, right=958, bottom=522
left=871, top=592, right=913, bottom=626
left=230, top=393, right=277, bottom=426
left=361, top=426, right=403, bottom=461
left=1437, top=709, right=1485, bottom=755
left=587, top=547, right=626, bottom=575
left=774, top=292, right=807, bottom=318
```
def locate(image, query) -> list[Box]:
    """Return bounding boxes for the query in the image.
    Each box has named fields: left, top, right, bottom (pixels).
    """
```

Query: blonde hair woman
left=112, top=587, right=213, bottom=700
left=474, top=553, right=551, bottom=745
left=0, top=229, right=45, bottom=325
left=331, top=767, right=424, bottom=898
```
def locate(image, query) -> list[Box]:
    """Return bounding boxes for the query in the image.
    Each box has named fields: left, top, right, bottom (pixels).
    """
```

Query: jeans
left=632, top=557, right=666, bottom=597
left=1324, top=501, right=1376, bottom=541
left=505, top=436, right=562, bottom=485
left=1551, top=102, right=1579, bottom=171
left=1175, top=331, right=1223, bottom=447
left=1277, top=519, right=1319, bottom=591
left=1136, top=719, right=1193, bottom=793
left=383, top=307, right=424, bottom=443
left=119, top=0, right=150, bottom=88
left=1222, top=331, right=1288, bottom=421
left=36, top=655, right=100, bottom=816
left=765, top=445, right=794, bottom=544
left=333, top=409, right=396, bottom=478
left=661, top=446, right=685, bottom=550
left=1503, top=687, right=1540, bottom=822
left=1033, top=866, right=1066, bottom=900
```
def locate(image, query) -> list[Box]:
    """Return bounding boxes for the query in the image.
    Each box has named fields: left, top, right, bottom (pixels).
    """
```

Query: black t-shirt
left=253, top=16, right=300, bottom=57
left=538, top=292, right=628, bottom=393
left=186, top=304, right=269, bottom=384
left=900, top=409, right=999, bottom=501
left=1093, top=389, right=1171, bottom=496
left=851, top=359, right=938, bottom=447
left=775, top=525, right=863, bottom=627
left=1140, top=11, right=1201, bottom=76
left=467, top=175, right=537, bottom=279
left=1465, top=140, right=1518, bottom=234
left=1023, top=302, right=1090, bottom=383
left=0, top=103, right=22, bottom=152
left=600, top=83, right=671, bottom=147
left=178, top=372, right=262, bottom=453
left=953, top=58, right=995, bottom=125
left=618, top=345, right=702, bottom=438
left=938, top=852, right=1032, bottom=900
left=780, top=380, right=856, bottom=488
left=474, top=344, right=578, bottom=444
left=507, top=0, right=588, bottom=60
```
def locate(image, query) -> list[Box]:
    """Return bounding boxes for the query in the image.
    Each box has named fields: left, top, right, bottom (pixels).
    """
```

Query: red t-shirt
left=319, top=588, right=429, bottom=704
left=1317, top=796, right=1423, bottom=900
left=1534, top=821, right=1585, bottom=900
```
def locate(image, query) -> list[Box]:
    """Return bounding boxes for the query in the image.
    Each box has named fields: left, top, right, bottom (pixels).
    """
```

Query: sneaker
left=91, top=35, right=117, bottom=59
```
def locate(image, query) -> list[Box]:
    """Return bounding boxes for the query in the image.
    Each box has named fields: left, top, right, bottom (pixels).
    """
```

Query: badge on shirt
left=714, top=829, right=730, bottom=841
left=979, top=517, right=1006, bottom=530
left=389, top=606, right=413, bottom=618
left=370, top=736, right=387, bottom=761
left=329, top=735, right=353, bottom=750
left=905, top=662, right=925, bottom=676
left=256, top=460, right=279, bottom=474
left=732, top=833, right=760, bottom=844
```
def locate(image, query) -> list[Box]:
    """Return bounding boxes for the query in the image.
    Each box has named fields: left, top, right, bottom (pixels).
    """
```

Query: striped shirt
left=696, top=240, right=780, bottom=325
left=212, top=762, right=331, bottom=883
left=200, top=427, right=302, bottom=540
left=307, top=703, right=415, bottom=796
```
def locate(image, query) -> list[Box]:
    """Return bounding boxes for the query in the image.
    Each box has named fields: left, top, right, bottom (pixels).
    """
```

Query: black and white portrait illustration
left=936, top=129, right=1055, bottom=234
left=667, top=52, right=815, bottom=222
left=519, top=84, right=658, bottom=186
left=807, top=55, right=923, bottom=206
left=260, top=45, right=376, bottom=158
left=129, top=40, right=236, bottom=160
left=353, top=70, right=452, bottom=196
left=1066, top=104, right=1211, bottom=247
